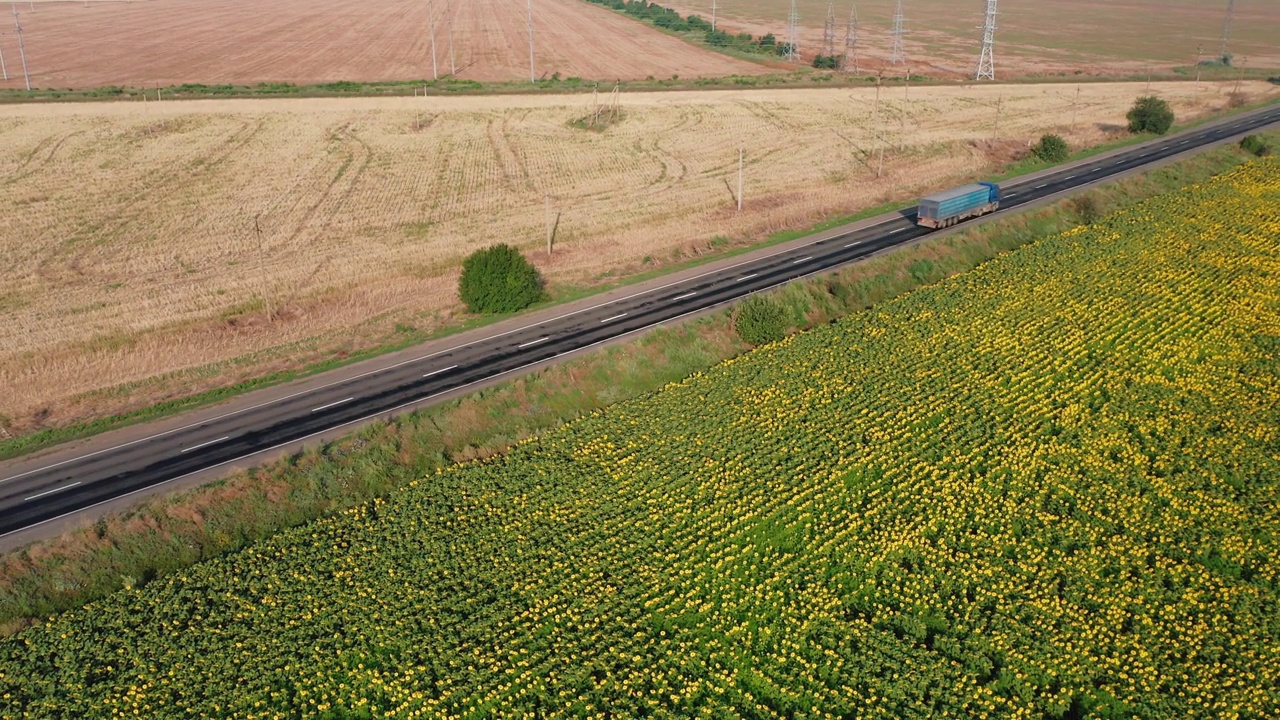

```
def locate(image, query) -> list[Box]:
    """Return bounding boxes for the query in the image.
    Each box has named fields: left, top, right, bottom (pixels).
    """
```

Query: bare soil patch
left=661, top=0, right=1280, bottom=77
left=1, top=80, right=1275, bottom=434
left=0, top=0, right=766, bottom=90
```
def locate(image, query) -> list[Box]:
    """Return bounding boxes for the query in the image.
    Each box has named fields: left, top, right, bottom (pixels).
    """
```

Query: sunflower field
left=2, top=159, right=1279, bottom=719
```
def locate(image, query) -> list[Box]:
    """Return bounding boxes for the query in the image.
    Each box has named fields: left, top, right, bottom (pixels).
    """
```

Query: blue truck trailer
left=916, top=181, right=1001, bottom=229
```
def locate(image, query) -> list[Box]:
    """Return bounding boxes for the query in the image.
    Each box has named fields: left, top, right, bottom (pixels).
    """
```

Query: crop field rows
left=661, top=0, right=1280, bottom=76
left=0, top=0, right=767, bottom=91
left=2, top=158, right=1277, bottom=717
left=3, top=81, right=1272, bottom=434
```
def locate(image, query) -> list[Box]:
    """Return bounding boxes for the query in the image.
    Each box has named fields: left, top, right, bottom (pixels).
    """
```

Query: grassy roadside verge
left=1, top=129, right=1273, bottom=635
left=2, top=99, right=1276, bottom=462
left=2, top=70, right=1276, bottom=105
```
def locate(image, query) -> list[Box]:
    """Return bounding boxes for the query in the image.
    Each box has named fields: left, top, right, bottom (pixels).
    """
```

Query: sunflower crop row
left=2, top=159, right=1278, bottom=719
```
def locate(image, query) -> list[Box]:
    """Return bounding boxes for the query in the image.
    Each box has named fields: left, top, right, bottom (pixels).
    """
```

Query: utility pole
left=1195, top=44, right=1203, bottom=86
left=526, top=0, right=535, bottom=83
left=0, top=38, right=8, bottom=82
left=875, top=71, right=885, bottom=177
left=993, top=92, right=1003, bottom=138
left=254, top=214, right=273, bottom=322
left=13, top=5, right=31, bottom=91
left=785, top=0, right=799, bottom=63
left=823, top=3, right=836, bottom=58
left=1219, top=0, right=1234, bottom=62
left=447, top=2, right=456, bottom=75
left=429, top=6, right=439, bottom=80
left=1070, top=84, right=1080, bottom=130
left=1228, top=54, right=1249, bottom=94
left=711, top=0, right=716, bottom=32
left=975, top=0, right=997, bottom=81
left=900, top=67, right=909, bottom=149
left=843, top=4, right=858, bottom=74
left=544, top=196, right=560, bottom=255
left=737, top=147, right=744, bottom=212
left=889, top=0, right=905, bottom=65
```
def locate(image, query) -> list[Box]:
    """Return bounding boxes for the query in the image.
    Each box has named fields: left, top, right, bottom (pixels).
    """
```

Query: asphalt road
left=2, top=102, right=1278, bottom=538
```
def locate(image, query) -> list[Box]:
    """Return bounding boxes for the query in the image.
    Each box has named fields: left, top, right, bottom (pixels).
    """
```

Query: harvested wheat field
left=662, top=0, right=1280, bottom=78
left=0, top=80, right=1274, bottom=432
left=0, top=0, right=767, bottom=90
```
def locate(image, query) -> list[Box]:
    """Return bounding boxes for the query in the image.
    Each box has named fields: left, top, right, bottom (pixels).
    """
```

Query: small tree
left=1126, top=96, right=1175, bottom=135
left=735, top=295, right=788, bottom=346
left=812, top=55, right=840, bottom=70
left=458, top=244, right=546, bottom=314
left=1031, top=133, right=1070, bottom=163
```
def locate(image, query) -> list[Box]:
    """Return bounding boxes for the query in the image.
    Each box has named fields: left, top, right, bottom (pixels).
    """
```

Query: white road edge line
left=518, top=337, right=549, bottom=349
left=672, top=291, right=697, bottom=301
left=0, top=207, right=916, bottom=484
left=6, top=108, right=1274, bottom=485
left=311, top=397, right=354, bottom=413
left=179, top=437, right=230, bottom=454
left=24, top=482, right=81, bottom=502
left=0, top=261, right=888, bottom=540
left=792, top=256, right=813, bottom=264
left=6, top=120, right=1276, bottom=541
left=423, top=365, right=458, bottom=378
left=600, top=313, right=628, bottom=324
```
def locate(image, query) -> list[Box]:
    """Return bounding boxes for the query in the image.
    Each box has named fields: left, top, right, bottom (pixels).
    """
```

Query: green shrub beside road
left=458, top=244, right=546, bottom=314
left=1127, top=96, right=1175, bottom=135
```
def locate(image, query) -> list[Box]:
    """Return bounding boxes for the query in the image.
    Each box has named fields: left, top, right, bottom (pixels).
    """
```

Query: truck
left=915, top=181, right=1001, bottom=229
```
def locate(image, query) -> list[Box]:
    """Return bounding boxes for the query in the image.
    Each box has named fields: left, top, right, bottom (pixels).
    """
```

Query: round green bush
left=458, top=244, right=546, bottom=314
left=735, top=295, right=788, bottom=346
left=1032, top=133, right=1070, bottom=163
left=1126, top=96, right=1175, bottom=135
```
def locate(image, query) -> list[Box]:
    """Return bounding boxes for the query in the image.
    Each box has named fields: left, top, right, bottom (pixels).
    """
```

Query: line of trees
left=583, top=0, right=794, bottom=57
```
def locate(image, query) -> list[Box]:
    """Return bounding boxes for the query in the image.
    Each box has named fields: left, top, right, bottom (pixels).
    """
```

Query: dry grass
left=1, top=80, right=1274, bottom=433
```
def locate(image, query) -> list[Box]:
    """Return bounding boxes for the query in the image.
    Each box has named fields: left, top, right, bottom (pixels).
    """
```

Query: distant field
left=0, top=0, right=767, bottom=90
left=662, top=0, right=1280, bottom=77
left=4, top=158, right=1278, bottom=717
left=1, top=80, right=1274, bottom=436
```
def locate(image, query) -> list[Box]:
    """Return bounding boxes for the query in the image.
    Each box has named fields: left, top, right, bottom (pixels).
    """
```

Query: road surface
left=2, top=102, right=1277, bottom=540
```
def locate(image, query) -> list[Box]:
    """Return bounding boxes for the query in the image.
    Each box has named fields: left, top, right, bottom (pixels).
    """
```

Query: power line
left=785, top=0, right=799, bottom=62
left=889, top=0, right=905, bottom=65
left=843, top=4, right=858, bottom=73
left=1219, top=0, right=1235, bottom=61
left=526, top=0, right=535, bottom=83
left=975, top=0, right=997, bottom=81
left=12, top=4, right=30, bottom=91
left=823, top=3, right=836, bottom=57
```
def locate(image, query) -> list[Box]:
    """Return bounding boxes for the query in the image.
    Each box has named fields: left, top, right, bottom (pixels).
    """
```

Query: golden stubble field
left=1, top=80, right=1274, bottom=432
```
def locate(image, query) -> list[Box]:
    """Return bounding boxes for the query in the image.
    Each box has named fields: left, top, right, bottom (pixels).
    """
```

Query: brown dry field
left=664, top=0, right=1280, bottom=78
left=1, top=79, right=1276, bottom=434
left=0, top=0, right=768, bottom=90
